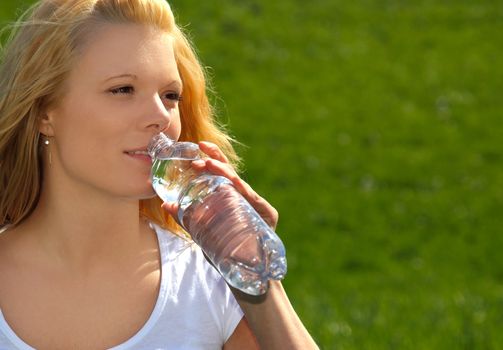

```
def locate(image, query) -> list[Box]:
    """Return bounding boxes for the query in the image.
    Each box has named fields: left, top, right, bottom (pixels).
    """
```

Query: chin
left=135, top=186, right=158, bottom=200
left=140, top=192, right=158, bottom=200
left=120, top=183, right=158, bottom=200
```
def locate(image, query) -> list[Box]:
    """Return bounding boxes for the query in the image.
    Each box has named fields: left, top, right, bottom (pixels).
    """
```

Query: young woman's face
left=45, top=23, right=182, bottom=199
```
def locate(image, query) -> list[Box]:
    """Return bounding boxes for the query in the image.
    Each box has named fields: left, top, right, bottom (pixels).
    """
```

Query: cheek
left=55, top=96, right=129, bottom=139
left=54, top=124, right=107, bottom=174
left=52, top=103, right=124, bottom=167
left=166, top=109, right=183, bottom=141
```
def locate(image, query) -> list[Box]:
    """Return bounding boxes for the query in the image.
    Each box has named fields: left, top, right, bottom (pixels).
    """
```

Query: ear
left=38, top=110, right=55, bottom=137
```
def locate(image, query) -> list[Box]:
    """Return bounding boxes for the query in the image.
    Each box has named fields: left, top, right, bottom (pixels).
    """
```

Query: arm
left=223, top=281, right=318, bottom=350
left=230, top=281, right=319, bottom=350
left=163, top=141, right=319, bottom=349
left=223, top=317, right=260, bottom=350
left=194, top=142, right=318, bottom=349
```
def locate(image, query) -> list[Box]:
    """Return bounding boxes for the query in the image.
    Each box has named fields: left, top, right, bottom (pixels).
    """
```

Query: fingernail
left=192, top=159, right=205, bottom=166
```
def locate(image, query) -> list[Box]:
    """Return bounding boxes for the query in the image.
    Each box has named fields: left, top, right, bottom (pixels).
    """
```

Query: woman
left=0, top=0, right=318, bottom=349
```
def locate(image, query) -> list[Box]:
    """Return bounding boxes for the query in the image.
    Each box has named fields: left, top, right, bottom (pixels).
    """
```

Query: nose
left=140, top=94, right=172, bottom=131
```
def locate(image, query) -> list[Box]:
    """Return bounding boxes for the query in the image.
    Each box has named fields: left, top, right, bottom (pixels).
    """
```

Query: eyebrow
left=104, top=74, right=138, bottom=82
left=166, top=80, right=183, bottom=90
left=104, top=74, right=182, bottom=89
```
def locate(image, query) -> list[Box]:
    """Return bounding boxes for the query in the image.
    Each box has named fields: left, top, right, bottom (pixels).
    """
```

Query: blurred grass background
left=2, top=0, right=503, bottom=348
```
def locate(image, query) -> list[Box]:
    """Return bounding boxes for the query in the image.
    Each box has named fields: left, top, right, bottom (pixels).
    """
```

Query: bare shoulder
left=0, top=224, right=164, bottom=349
left=0, top=226, right=34, bottom=328
left=0, top=225, right=34, bottom=299
left=0, top=224, right=53, bottom=316
left=0, top=226, right=23, bottom=276
left=0, top=224, right=34, bottom=268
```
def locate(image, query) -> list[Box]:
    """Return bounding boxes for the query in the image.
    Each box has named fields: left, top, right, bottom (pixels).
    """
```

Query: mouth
left=125, top=150, right=149, bottom=156
left=124, top=149, right=152, bottom=164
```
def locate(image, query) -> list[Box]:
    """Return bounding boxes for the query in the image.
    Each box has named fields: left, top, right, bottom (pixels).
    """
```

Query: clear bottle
left=148, top=133, right=287, bottom=295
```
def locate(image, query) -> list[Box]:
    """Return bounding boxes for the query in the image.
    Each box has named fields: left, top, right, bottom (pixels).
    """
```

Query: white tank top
left=0, top=223, right=244, bottom=349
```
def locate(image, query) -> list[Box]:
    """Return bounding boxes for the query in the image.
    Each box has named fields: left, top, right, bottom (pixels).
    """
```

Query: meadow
left=2, top=1, right=502, bottom=348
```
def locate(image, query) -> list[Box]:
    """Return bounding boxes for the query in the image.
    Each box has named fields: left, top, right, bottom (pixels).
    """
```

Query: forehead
left=71, top=23, right=177, bottom=80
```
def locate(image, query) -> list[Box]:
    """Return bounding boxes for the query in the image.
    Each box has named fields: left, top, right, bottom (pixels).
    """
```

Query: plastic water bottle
left=148, top=133, right=287, bottom=295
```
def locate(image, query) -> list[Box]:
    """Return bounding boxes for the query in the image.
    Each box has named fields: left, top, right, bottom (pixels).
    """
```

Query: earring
left=44, top=137, right=52, bottom=166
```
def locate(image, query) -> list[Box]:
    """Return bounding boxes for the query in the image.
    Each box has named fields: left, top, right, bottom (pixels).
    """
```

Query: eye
left=163, top=92, right=183, bottom=102
left=110, top=86, right=134, bottom=95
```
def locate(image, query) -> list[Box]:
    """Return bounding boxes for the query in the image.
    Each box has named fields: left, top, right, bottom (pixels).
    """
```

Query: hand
left=161, top=141, right=279, bottom=230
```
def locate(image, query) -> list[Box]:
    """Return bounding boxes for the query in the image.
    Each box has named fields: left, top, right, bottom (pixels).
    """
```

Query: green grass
left=2, top=1, right=503, bottom=348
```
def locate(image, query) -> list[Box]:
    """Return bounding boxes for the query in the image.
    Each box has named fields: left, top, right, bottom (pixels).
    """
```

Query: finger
left=203, top=159, right=277, bottom=219
left=203, top=158, right=240, bottom=183
left=189, top=158, right=279, bottom=229
left=190, top=159, right=207, bottom=172
left=198, top=141, right=229, bottom=164
left=234, top=184, right=279, bottom=229
left=191, top=158, right=258, bottom=202
left=204, top=159, right=260, bottom=203
left=161, top=201, right=179, bottom=217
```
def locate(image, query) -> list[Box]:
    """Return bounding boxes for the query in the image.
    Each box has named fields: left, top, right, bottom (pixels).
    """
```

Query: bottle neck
left=147, top=133, right=175, bottom=159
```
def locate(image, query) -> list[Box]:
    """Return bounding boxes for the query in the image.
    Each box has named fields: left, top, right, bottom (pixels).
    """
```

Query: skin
left=167, top=144, right=319, bottom=350
left=0, top=23, right=317, bottom=349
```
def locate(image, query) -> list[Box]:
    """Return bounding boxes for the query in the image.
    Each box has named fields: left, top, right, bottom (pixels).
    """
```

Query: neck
left=18, top=174, right=154, bottom=272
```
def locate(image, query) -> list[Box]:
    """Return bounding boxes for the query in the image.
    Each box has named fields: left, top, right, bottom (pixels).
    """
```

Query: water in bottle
left=149, top=133, right=287, bottom=295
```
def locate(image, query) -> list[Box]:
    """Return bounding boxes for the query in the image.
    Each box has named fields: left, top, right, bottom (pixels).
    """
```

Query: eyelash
left=164, top=92, right=183, bottom=102
left=110, top=86, right=134, bottom=95
left=109, top=86, right=183, bottom=102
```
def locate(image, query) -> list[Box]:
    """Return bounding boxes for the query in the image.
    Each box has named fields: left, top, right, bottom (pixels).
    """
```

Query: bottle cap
left=147, top=132, right=175, bottom=159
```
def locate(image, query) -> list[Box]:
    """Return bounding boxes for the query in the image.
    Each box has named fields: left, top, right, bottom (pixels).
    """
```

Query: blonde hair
left=0, top=0, right=239, bottom=232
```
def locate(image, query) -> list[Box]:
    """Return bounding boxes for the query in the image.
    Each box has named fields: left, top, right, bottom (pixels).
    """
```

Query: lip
left=124, top=145, right=149, bottom=153
left=124, top=147, right=152, bottom=164
left=125, top=153, right=152, bottom=164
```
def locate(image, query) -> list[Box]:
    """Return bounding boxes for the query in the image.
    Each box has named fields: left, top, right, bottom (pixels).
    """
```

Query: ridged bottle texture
left=148, top=133, right=287, bottom=295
